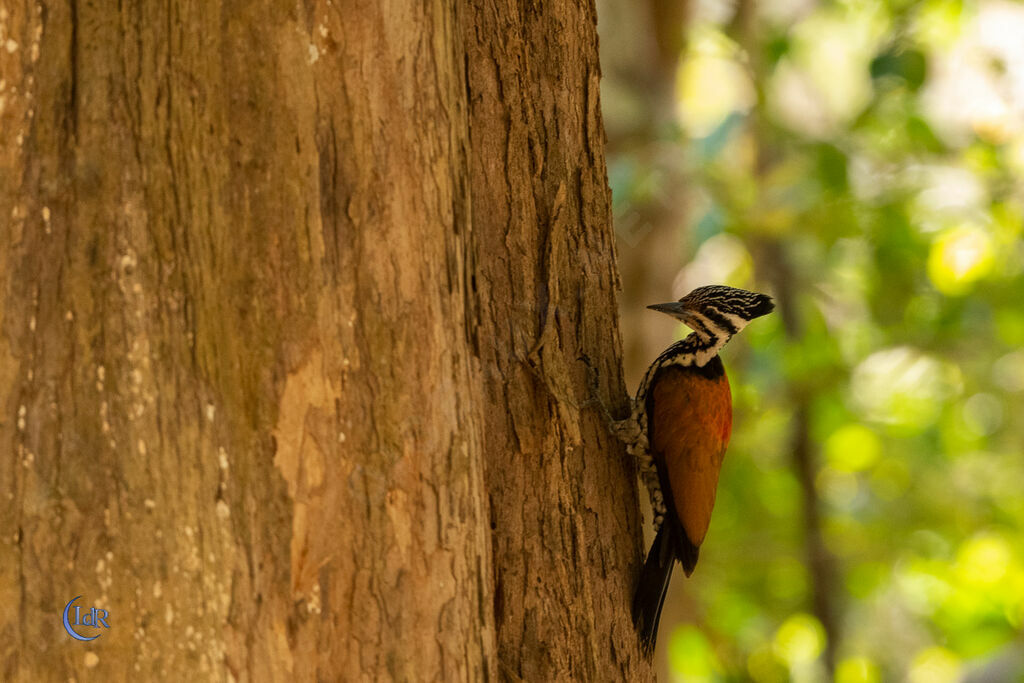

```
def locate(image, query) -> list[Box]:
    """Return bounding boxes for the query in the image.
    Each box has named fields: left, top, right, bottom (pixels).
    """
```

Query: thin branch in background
left=723, top=0, right=843, bottom=668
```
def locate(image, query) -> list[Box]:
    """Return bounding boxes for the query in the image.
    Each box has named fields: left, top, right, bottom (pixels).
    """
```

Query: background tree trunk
left=597, top=0, right=692, bottom=392
left=0, top=1, right=651, bottom=680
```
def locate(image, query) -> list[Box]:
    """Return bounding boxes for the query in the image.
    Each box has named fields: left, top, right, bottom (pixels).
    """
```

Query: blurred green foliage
left=603, top=0, right=1024, bottom=680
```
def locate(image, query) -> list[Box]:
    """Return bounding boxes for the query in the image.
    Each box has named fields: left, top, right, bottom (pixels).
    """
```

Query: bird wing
left=648, top=362, right=732, bottom=548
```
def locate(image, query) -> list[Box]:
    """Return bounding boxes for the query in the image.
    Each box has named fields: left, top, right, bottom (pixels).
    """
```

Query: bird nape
left=615, top=284, right=775, bottom=654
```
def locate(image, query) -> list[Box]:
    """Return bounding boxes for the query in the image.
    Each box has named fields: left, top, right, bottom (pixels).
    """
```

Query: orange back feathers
left=649, top=365, right=732, bottom=547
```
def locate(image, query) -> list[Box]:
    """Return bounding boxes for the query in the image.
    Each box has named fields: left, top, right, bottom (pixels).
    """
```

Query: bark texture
left=464, top=4, right=647, bottom=680
left=0, top=1, right=650, bottom=681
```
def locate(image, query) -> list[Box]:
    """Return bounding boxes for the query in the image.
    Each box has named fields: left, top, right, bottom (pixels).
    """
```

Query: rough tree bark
left=0, top=1, right=652, bottom=681
left=464, top=4, right=650, bottom=680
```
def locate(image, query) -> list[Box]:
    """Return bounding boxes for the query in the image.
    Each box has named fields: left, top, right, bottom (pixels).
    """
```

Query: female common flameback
left=614, top=285, right=775, bottom=652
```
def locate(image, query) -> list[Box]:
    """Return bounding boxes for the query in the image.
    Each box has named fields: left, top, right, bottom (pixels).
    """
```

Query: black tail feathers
left=632, top=527, right=674, bottom=653
left=632, top=526, right=701, bottom=653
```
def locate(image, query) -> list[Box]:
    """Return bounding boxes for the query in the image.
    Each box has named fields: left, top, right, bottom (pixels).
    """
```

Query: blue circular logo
left=62, top=595, right=108, bottom=641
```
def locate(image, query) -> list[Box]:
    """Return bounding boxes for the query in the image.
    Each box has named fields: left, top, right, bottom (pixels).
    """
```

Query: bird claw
left=578, top=355, right=620, bottom=431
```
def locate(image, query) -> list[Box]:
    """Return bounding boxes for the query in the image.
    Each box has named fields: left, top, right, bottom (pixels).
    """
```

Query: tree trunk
left=0, top=1, right=650, bottom=680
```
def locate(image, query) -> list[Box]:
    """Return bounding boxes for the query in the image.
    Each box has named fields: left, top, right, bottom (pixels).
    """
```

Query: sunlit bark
left=0, top=1, right=650, bottom=679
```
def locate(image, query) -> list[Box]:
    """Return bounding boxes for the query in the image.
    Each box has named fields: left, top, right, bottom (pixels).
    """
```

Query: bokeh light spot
left=825, top=424, right=882, bottom=472
left=927, top=225, right=994, bottom=295
left=674, top=233, right=754, bottom=297
left=668, top=624, right=719, bottom=681
left=677, top=28, right=755, bottom=137
left=908, top=647, right=961, bottom=683
left=956, top=533, right=1011, bottom=585
left=851, top=347, right=961, bottom=431
left=836, top=656, right=881, bottom=683
left=992, top=350, right=1024, bottom=392
left=961, top=393, right=1003, bottom=436
left=772, top=613, right=825, bottom=666
left=898, top=560, right=952, bottom=615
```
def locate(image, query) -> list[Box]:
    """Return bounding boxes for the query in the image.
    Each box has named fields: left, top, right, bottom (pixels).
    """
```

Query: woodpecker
left=615, top=284, right=774, bottom=652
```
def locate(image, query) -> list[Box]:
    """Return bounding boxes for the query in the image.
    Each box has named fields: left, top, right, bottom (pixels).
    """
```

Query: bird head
left=647, top=285, right=774, bottom=342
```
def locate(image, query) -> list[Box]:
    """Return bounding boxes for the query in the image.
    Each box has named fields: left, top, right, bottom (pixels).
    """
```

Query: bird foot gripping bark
left=580, top=356, right=621, bottom=429
left=611, top=407, right=667, bottom=533
left=620, top=413, right=666, bottom=533
left=580, top=356, right=668, bottom=531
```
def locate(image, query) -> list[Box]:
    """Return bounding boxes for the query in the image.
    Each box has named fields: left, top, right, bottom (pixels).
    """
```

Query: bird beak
left=647, top=302, right=690, bottom=318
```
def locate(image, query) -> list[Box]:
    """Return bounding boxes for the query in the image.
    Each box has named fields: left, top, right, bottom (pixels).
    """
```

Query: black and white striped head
left=648, top=285, right=774, bottom=342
